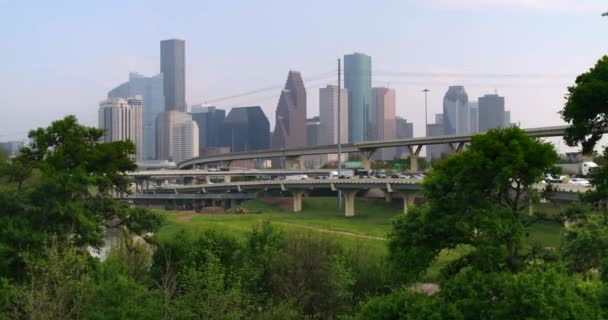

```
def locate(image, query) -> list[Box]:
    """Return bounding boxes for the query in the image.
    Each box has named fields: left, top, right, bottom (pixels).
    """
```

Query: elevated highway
left=127, top=177, right=589, bottom=216
left=177, top=125, right=571, bottom=171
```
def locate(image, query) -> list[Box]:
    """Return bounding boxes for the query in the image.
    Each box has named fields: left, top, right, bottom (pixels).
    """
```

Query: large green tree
left=0, top=116, right=162, bottom=279
left=388, top=127, right=558, bottom=281
left=561, top=55, right=608, bottom=154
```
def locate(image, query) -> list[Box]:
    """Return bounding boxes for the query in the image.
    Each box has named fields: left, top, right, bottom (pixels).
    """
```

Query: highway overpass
left=126, top=178, right=588, bottom=216
left=177, top=125, right=571, bottom=171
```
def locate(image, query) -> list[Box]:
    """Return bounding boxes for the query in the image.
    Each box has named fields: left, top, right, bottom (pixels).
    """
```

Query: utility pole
left=337, top=58, right=343, bottom=210
left=423, top=89, right=429, bottom=136
left=423, top=89, right=430, bottom=167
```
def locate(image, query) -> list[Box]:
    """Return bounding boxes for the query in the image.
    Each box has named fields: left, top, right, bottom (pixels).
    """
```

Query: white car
left=569, top=178, right=590, bottom=186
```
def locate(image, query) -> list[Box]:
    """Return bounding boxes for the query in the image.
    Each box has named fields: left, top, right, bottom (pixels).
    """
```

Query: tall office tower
left=427, top=113, right=448, bottom=161
left=306, top=116, right=321, bottom=146
left=98, top=96, right=144, bottom=161
left=171, top=120, right=199, bottom=163
left=469, top=101, right=479, bottom=133
left=504, top=110, right=511, bottom=127
left=319, top=85, right=348, bottom=145
left=272, top=71, right=307, bottom=150
left=223, top=106, right=270, bottom=152
left=160, top=39, right=186, bottom=112
left=155, top=110, right=192, bottom=161
left=108, top=72, right=164, bottom=160
left=191, top=105, right=226, bottom=154
left=344, top=52, right=372, bottom=142
left=371, top=87, right=397, bottom=160
left=395, top=117, right=414, bottom=158
left=478, top=93, right=505, bottom=132
left=443, top=86, right=469, bottom=135
left=0, top=141, right=24, bottom=157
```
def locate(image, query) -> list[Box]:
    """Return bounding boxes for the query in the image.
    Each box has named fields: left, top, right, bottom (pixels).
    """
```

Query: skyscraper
left=469, top=101, right=479, bottom=133
left=478, top=93, right=505, bottom=132
left=155, top=110, right=192, bottom=161
left=191, top=105, right=226, bottom=154
left=371, top=87, right=397, bottom=160
left=108, top=72, right=164, bottom=160
left=344, top=53, right=372, bottom=142
left=171, top=120, right=199, bottom=163
left=443, top=86, right=469, bottom=135
left=319, top=85, right=348, bottom=145
left=395, top=117, right=414, bottom=158
left=306, top=117, right=321, bottom=146
left=272, top=71, right=307, bottom=149
left=98, top=96, right=144, bottom=161
left=427, top=114, right=448, bottom=161
left=223, top=106, right=270, bottom=152
left=161, top=39, right=186, bottom=112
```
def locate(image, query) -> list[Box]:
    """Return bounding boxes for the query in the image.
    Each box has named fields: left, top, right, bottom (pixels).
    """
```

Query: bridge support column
left=385, top=192, right=393, bottom=203
left=224, top=175, right=231, bottom=183
left=360, top=149, right=378, bottom=170
left=292, top=191, right=305, bottom=212
left=344, top=191, right=357, bottom=217
left=222, top=161, right=233, bottom=169
left=205, top=175, right=212, bottom=184
left=401, top=192, right=417, bottom=214
left=406, top=145, right=423, bottom=172
left=286, top=156, right=304, bottom=169
left=448, top=142, right=466, bottom=154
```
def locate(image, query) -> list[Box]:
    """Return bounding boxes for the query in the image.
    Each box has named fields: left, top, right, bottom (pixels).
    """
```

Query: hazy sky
left=1, top=0, right=607, bottom=152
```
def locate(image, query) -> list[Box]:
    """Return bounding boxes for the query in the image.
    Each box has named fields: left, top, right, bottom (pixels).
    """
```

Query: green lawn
left=154, top=197, right=567, bottom=279
left=155, top=197, right=399, bottom=252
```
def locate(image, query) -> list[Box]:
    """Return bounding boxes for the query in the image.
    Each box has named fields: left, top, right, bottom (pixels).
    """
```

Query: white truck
left=556, top=161, right=598, bottom=177
left=329, top=169, right=354, bottom=179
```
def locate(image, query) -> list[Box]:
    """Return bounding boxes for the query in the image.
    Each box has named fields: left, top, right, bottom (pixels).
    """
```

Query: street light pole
left=423, top=89, right=429, bottom=136
left=423, top=89, right=430, bottom=166
left=337, top=58, right=343, bottom=210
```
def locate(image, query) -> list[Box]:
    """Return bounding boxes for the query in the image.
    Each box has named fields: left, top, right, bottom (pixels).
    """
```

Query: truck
left=556, top=161, right=598, bottom=177
left=329, top=169, right=354, bottom=179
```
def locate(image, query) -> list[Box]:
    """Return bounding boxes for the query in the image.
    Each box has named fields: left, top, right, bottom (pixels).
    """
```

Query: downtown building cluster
left=426, top=86, right=515, bottom=161
left=97, top=40, right=514, bottom=167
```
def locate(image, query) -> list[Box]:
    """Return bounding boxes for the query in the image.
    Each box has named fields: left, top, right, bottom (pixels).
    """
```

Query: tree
left=0, top=116, right=162, bottom=279
left=388, top=127, right=558, bottom=281
left=561, top=56, right=608, bottom=154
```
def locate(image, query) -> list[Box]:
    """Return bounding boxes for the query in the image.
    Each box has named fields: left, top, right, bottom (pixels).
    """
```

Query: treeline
left=0, top=223, right=392, bottom=319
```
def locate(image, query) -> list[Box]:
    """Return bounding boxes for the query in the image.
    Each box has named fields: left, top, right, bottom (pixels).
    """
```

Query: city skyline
left=1, top=1, right=607, bottom=147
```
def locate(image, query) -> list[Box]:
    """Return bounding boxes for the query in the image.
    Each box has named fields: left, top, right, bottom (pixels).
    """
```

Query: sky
left=1, top=0, right=607, bottom=153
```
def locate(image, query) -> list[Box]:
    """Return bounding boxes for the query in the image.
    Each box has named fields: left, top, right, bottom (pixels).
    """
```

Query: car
left=390, top=174, right=402, bottom=179
left=569, top=178, right=590, bottom=186
left=376, top=173, right=387, bottom=179
left=207, top=168, right=219, bottom=172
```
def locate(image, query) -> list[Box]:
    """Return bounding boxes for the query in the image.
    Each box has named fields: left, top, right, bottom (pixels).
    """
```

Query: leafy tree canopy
left=0, top=116, right=162, bottom=279
left=388, top=127, right=558, bottom=281
left=561, top=55, right=608, bottom=154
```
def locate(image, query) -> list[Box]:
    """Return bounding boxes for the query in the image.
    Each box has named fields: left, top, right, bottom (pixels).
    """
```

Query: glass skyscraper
left=344, top=53, right=372, bottom=143
left=161, top=39, right=186, bottom=112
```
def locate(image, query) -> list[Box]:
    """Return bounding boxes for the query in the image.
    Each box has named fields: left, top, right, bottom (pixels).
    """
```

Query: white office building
left=171, top=120, right=199, bottom=163
left=98, top=96, right=144, bottom=160
left=156, top=110, right=196, bottom=162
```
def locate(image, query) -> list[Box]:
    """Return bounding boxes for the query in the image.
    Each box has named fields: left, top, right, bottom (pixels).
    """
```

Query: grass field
left=155, top=197, right=568, bottom=278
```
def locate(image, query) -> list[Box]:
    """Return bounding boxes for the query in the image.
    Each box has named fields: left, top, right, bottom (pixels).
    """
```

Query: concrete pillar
left=402, top=193, right=416, bottom=214
left=224, top=175, right=231, bottom=183
left=448, top=142, right=465, bottom=154
left=292, top=191, right=304, bottom=212
left=385, top=192, right=393, bottom=203
left=406, top=145, right=423, bottom=172
left=344, top=191, right=357, bottom=217
left=205, top=175, right=212, bottom=184
left=360, top=149, right=378, bottom=170
left=286, top=156, right=304, bottom=169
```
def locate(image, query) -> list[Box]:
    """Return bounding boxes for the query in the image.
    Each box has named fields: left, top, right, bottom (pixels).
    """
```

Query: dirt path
left=275, top=222, right=386, bottom=241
